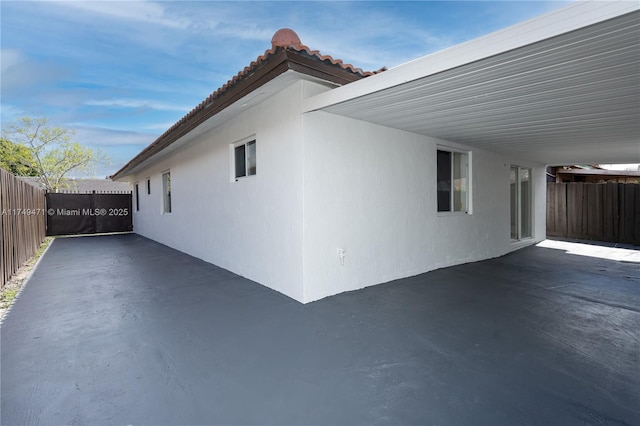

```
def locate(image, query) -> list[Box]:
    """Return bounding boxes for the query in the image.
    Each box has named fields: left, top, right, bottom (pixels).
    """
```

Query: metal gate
left=45, top=192, right=133, bottom=236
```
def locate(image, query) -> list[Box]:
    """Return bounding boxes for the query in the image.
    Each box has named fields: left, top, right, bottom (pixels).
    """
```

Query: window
left=510, top=166, right=531, bottom=240
left=437, top=149, right=469, bottom=213
left=146, top=178, right=151, bottom=195
left=234, top=139, right=256, bottom=179
left=135, top=183, right=140, bottom=211
left=162, top=172, right=171, bottom=213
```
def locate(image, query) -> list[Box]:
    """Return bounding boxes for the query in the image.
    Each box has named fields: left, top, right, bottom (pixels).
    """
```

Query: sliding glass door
left=510, top=166, right=532, bottom=240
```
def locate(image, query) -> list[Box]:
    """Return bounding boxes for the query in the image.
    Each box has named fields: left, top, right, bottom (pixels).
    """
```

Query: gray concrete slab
left=1, top=234, right=639, bottom=425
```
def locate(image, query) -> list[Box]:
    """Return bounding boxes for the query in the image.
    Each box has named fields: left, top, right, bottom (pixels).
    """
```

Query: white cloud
left=0, top=51, right=72, bottom=95
left=0, top=49, right=25, bottom=72
left=296, top=6, right=457, bottom=70
left=0, top=103, right=26, bottom=125
left=212, top=23, right=274, bottom=41
left=59, top=1, right=190, bottom=29
left=141, top=121, right=181, bottom=131
left=85, top=99, right=191, bottom=112
left=71, top=125, right=156, bottom=147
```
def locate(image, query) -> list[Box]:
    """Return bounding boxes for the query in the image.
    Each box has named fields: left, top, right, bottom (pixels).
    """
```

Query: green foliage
left=0, top=137, right=39, bottom=176
left=2, top=117, right=109, bottom=192
left=0, top=237, right=53, bottom=312
left=0, top=288, right=18, bottom=306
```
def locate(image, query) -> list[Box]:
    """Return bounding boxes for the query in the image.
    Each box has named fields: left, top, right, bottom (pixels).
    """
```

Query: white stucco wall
left=125, top=78, right=546, bottom=304
left=301, top=111, right=546, bottom=303
left=129, top=81, right=310, bottom=301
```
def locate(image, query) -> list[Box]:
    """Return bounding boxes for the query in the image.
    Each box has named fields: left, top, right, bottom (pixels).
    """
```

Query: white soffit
left=305, top=1, right=640, bottom=165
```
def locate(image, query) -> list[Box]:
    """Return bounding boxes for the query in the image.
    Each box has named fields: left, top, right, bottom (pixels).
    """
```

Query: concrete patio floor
left=1, top=234, right=638, bottom=425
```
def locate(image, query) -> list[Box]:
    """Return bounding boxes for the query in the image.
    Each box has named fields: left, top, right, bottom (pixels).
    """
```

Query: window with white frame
left=510, top=166, right=532, bottom=240
left=162, top=171, right=171, bottom=213
left=233, top=139, right=256, bottom=179
left=437, top=149, right=469, bottom=213
left=146, top=178, right=151, bottom=195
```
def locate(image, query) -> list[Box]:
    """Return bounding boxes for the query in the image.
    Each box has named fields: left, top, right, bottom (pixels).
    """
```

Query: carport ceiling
left=318, top=10, right=640, bottom=165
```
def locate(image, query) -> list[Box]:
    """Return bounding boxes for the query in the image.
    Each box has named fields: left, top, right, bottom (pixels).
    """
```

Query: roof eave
left=111, top=48, right=369, bottom=180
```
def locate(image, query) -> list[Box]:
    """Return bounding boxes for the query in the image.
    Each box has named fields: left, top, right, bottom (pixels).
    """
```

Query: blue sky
left=1, top=1, right=570, bottom=177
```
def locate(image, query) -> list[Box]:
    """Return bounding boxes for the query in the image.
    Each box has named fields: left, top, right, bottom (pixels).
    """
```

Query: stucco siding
left=127, top=81, right=546, bottom=304
left=129, top=81, right=307, bottom=301
left=302, top=111, right=545, bottom=302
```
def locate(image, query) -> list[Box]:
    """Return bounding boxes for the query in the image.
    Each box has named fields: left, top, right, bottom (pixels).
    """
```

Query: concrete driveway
left=1, top=234, right=638, bottom=425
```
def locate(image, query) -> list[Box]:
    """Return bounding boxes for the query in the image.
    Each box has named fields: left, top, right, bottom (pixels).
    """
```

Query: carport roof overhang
left=303, top=2, right=640, bottom=166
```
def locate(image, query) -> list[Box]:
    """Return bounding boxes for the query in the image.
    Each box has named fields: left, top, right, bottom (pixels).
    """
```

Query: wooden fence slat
left=566, top=183, right=579, bottom=238
left=571, top=183, right=580, bottom=238
left=581, top=183, right=589, bottom=237
left=635, top=184, right=640, bottom=244
left=546, top=183, right=555, bottom=234
left=586, top=184, right=603, bottom=240
left=618, top=184, right=626, bottom=244
left=602, top=183, right=614, bottom=240
left=546, top=183, right=567, bottom=237
left=557, top=183, right=567, bottom=237
left=547, top=182, right=638, bottom=246
left=0, top=168, right=46, bottom=289
left=621, top=184, right=636, bottom=244
left=595, top=184, right=604, bottom=240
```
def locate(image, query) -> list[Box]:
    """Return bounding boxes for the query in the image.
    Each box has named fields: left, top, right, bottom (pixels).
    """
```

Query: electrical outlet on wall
left=337, top=248, right=346, bottom=266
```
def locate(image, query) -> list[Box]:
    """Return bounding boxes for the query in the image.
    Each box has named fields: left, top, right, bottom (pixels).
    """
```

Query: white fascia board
left=303, top=1, right=639, bottom=113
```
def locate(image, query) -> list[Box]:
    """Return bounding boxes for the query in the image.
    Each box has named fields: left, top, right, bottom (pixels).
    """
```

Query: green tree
left=3, top=117, right=108, bottom=192
left=0, top=137, right=39, bottom=176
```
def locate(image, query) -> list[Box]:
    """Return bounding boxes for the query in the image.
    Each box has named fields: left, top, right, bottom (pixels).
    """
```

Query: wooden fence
left=547, top=182, right=640, bottom=245
left=0, top=168, right=46, bottom=289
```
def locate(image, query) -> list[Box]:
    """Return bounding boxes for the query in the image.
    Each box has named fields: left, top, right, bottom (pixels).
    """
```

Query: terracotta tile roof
left=112, top=29, right=385, bottom=180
